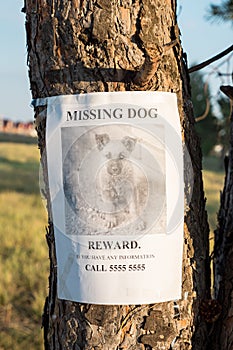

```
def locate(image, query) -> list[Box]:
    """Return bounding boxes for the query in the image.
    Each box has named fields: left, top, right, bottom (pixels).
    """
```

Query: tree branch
left=220, top=85, right=233, bottom=100
left=133, top=39, right=178, bottom=86
left=188, top=45, right=233, bottom=73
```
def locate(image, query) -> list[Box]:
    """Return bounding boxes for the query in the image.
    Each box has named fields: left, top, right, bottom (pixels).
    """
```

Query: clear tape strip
left=31, top=97, right=48, bottom=107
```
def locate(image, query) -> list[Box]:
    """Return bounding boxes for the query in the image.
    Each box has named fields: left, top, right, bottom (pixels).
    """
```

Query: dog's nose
left=107, top=159, right=122, bottom=175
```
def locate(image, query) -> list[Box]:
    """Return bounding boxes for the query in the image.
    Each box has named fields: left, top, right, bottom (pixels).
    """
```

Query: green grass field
left=0, top=133, right=225, bottom=350
left=0, top=134, right=48, bottom=350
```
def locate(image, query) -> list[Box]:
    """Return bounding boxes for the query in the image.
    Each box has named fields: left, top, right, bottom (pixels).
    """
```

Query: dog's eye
left=119, top=152, right=125, bottom=159
left=106, top=152, right=112, bottom=159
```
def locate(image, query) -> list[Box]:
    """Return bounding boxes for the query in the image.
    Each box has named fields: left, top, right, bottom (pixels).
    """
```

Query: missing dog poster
left=46, top=91, right=184, bottom=304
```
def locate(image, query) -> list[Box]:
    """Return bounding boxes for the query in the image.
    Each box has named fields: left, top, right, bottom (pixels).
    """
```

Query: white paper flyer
left=45, top=91, right=184, bottom=304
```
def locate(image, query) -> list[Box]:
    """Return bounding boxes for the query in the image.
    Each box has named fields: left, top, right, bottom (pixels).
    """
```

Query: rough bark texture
left=24, top=1, right=210, bottom=349
left=211, top=88, right=233, bottom=350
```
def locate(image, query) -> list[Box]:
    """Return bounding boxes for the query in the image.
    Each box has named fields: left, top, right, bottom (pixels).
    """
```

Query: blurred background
left=0, top=1, right=232, bottom=349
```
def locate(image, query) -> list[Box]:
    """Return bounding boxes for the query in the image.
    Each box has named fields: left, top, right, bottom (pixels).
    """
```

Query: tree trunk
left=211, top=86, right=233, bottom=350
left=24, top=1, right=210, bottom=349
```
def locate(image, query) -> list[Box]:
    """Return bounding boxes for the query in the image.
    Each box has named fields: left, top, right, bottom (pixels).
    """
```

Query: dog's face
left=95, top=134, right=137, bottom=176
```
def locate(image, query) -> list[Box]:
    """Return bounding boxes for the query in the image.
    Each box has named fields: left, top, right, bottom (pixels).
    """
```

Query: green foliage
left=207, top=0, right=233, bottom=24
left=0, top=139, right=48, bottom=350
left=190, top=70, right=219, bottom=155
left=0, top=133, right=38, bottom=145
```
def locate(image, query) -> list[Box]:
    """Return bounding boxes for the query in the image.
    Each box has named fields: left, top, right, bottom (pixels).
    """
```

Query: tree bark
left=24, top=1, right=210, bottom=349
left=211, top=86, right=233, bottom=350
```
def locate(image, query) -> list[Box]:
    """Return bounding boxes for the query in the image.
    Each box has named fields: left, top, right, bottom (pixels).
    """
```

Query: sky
left=178, top=0, right=233, bottom=107
left=0, top=0, right=232, bottom=122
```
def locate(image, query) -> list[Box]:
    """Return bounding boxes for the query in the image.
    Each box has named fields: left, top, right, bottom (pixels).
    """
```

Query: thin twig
left=195, top=82, right=211, bottom=122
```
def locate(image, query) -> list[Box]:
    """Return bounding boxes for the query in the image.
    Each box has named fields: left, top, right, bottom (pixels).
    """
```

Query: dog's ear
left=95, top=134, right=110, bottom=150
left=122, top=136, right=137, bottom=152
